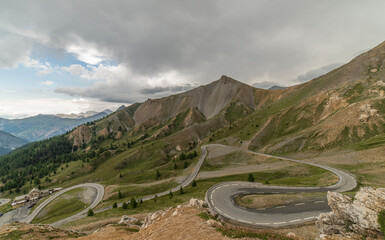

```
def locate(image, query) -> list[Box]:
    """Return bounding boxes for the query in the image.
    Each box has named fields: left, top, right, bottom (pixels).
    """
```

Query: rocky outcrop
left=188, top=198, right=208, bottom=208
left=118, top=215, right=139, bottom=226
left=142, top=208, right=170, bottom=229
left=316, top=187, right=385, bottom=238
left=141, top=199, right=208, bottom=229
left=68, top=124, right=92, bottom=149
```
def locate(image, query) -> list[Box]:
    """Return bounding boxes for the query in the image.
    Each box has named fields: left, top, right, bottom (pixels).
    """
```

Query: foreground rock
left=188, top=198, right=208, bottom=208
left=316, top=187, right=385, bottom=238
left=0, top=222, right=84, bottom=240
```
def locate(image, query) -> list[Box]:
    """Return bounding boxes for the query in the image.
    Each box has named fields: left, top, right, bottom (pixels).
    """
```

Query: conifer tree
left=130, top=197, right=137, bottom=208
left=247, top=173, right=254, bottom=182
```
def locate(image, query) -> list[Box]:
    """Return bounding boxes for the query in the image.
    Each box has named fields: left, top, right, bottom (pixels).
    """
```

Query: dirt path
left=241, top=116, right=273, bottom=150
left=0, top=199, right=10, bottom=207
left=79, top=187, right=97, bottom=205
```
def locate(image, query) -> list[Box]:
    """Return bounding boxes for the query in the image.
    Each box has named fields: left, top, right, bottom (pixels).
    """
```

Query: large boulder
left=188, top=198, right=208, bottom=208
left=316, top=187, right=385, bottom=238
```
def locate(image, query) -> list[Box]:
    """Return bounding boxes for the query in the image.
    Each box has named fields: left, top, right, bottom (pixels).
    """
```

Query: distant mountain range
left=0, top=110, right=112, bottom=142
left=0, top=130, right=29, bottom=156
left=268, top=85, right=286, bottom=90
left=55, top=109, right=113, bottom=119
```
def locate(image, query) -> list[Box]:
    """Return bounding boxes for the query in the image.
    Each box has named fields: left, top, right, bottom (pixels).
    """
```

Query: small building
left=12, top=186, right=63, bottom=209
left=39, top=189, right=51, bottom=198
left=11, top=194, right=29, bottom=208
left=29, top=188, right=40, bottom=201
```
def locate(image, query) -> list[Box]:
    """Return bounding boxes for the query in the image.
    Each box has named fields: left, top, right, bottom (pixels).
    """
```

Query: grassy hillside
left=2, top=41, right=385, bottom=198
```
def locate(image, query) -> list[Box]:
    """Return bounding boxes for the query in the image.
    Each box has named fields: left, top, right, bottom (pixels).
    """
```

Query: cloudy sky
left=1, top=0, right=385, bottom=118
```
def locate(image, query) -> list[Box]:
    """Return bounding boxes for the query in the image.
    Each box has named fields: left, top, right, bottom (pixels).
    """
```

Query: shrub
left=87, top=209, right=94, bottom=216
left=247, top=173, right=254, bottom=182
left=113, top=202, right=117, bottom=208
left=118, top=190, right=123, bottom=199
left=130, top=197, right=137, bottom=209
left=379, top=210, right=385, bottom=236
left=122, top=202, right=128, bottom=209
left=192, top=180, right=197, bottom=187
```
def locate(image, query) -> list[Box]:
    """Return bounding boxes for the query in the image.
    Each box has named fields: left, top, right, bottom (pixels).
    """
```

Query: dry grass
left=288, top=146, right=385, bottom=188
left=235, top=193, right=326, bottom=209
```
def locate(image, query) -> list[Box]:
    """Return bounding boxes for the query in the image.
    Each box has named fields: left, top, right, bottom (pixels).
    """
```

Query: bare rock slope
left=316, top=187, right=385, bottom=238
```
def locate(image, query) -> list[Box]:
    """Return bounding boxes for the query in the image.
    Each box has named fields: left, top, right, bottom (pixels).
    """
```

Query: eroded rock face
left=188, top=198, right=208, bottom=208
left=316, top=187, right=385, bottom=238
left=118, top=215, right=138, bottom=226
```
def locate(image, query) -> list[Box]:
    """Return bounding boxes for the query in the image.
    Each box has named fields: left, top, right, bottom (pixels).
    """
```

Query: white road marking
left=314, top=201, right=325, bottom=203
left=255, top=223, right=270, bottom=225
left=275, top=206, right=286, bottom=209
left=295, top=203, right=305, bottom=206
left=304, top=217, right=316, bottom=220
left=273, top=222, right=286, bottom=225
left=289, top=219, right=301, bottom=223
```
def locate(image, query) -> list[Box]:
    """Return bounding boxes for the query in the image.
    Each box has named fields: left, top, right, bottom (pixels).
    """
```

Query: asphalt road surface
left=0, top=199, right=10, bottom=207
left=0, top=205, right=30, bottom=227
left=204, top=144, right=357, bottom=227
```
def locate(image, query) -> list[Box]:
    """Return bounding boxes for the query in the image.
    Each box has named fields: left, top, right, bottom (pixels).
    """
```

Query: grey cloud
left=55, top=86, right=136, bottom=103
left=140, top=84, right=193, bottom=95
left=56, top=82, right=194, bottom=103
left=2, top=1, right=385, bottom=102
left=294, top=63, right=344, bottom=83
left=0, top=34, right=32, bottom=68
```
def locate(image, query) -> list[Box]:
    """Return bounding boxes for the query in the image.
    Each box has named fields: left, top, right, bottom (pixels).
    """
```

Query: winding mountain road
left=96, top=143, right=355, bottom=228
left=22, top=183, right=104, bottom=227
left=16, top=143, right=355, bottom=228
left=203, top=144, right=357, bottom=227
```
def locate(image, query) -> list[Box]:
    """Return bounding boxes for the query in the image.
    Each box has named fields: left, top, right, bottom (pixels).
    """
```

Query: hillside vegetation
left=1, top=41, right=385, bottom=197
left=0, top=130, right=29, bottom=156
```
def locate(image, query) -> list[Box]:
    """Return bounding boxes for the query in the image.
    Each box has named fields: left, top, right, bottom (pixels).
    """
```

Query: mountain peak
left=217, top=75, right=239, bottom=84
